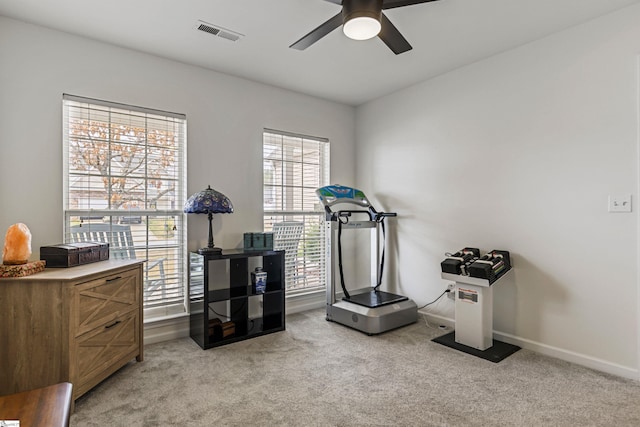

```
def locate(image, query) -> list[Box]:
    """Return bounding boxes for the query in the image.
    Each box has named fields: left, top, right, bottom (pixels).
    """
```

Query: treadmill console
left=316, top=184, right=370, bottom=206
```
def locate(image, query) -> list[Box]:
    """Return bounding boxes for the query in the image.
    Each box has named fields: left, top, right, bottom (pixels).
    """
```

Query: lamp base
left=198, top=247, right=223, bottom=255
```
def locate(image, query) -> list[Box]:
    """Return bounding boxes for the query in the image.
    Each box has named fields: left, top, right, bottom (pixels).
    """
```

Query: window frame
left=262, top=128, right=330, bottom=295
left=62, top=94, right=188, bottom=320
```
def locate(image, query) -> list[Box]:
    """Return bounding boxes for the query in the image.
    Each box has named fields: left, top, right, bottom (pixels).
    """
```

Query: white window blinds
left=263, top=129, right=330, bottom=293
left=62, top=94, right=187, bottom=319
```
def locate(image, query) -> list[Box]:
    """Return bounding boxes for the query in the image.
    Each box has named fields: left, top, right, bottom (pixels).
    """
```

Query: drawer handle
left=106, top=276, right=122, bottom=282
left=105, top=320, right=121, bottom=329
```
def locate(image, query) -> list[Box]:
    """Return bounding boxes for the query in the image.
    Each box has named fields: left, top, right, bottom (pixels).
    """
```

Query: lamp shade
left=183, top=185, right=234, bottom=215
left=184, top=185, right=233, bottom=254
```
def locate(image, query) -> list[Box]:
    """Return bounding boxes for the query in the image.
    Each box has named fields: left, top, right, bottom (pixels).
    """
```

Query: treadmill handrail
left=334, top=209, right=373, bottom=222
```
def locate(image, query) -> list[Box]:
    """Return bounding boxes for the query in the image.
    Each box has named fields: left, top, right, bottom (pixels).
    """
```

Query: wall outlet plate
left=447, top=283, right=455, bottom=299
left=608, top=195, right=632, bottom=213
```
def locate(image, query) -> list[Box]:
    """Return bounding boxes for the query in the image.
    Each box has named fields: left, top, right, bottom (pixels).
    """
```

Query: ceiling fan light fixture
left=290, top=0, right=427, bottom=54
left=342, top=0, right=383, bottom=41
left=343, top=16, right=381, bottom=40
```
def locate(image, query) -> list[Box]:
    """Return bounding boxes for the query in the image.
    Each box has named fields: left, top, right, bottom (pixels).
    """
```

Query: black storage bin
left=40, top=242, right=109, bottom=268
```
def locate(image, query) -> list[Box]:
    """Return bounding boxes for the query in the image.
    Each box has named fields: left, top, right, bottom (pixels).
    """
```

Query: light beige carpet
left=71, top=309, right=640, bottom=426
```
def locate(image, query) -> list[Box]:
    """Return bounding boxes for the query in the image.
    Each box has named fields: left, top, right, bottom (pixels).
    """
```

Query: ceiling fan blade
left=382, top=0, right=440, bottom=10
left=378, top=13, right=412, bottom=54
left=323, top=0, right=343, bottom=4
left=290, top=12, right=343, bottom=50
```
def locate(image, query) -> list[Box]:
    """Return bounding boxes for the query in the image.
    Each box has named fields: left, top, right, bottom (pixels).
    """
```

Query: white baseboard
left=493, top=330, right=639, bottom=381
left=420, top=311, right=639, bottom=381
left=286, top=290, right=325, bottom=314
left=143, top=314, right=190, bottom=346
left=418, top=310, right=455, bottom=329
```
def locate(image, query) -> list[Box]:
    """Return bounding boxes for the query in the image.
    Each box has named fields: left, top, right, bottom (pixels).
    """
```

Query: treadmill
left=316, top=184, right=418, bottom=335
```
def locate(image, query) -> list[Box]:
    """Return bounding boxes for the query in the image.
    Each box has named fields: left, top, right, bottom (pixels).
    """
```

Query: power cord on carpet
left=418, top=287, right=454, bottom=331
left=417, top=288, right=450, bottom=310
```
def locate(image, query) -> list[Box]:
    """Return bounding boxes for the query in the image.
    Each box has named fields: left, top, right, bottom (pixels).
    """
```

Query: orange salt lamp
left=2, top=223, right=32, bottom=265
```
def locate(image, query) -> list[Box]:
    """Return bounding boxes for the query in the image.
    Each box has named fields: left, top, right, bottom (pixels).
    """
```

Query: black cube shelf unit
left=189, top=249, right=285, bottom=349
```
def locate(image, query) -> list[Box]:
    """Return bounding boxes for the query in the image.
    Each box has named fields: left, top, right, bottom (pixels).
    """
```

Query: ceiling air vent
left=195, top=21, right=243, bottom=42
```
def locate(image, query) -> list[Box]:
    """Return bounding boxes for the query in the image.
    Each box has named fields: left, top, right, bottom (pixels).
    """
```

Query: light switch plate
left=608, top=195, right=632, bottom=213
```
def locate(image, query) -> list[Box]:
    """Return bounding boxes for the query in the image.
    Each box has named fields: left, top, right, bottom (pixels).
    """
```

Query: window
left=263, top=129, right=330, bottom=293
left=63, top=94, right=187, bottom=320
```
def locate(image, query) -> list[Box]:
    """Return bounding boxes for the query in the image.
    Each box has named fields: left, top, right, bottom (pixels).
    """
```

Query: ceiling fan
left=290, top=0, right=442, bottom=55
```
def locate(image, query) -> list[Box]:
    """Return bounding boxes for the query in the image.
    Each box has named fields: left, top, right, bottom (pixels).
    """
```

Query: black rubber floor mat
left=432, top=331, right=521, bottom=363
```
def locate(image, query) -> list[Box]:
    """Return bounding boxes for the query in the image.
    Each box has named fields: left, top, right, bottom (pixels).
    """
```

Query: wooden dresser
left=0, top=259, right=144, bottom=402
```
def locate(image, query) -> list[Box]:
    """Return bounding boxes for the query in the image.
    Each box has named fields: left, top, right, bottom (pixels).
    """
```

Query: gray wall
left=0, top=16, right=356, bottom=258
left=355, top=4, right=640, bottom=378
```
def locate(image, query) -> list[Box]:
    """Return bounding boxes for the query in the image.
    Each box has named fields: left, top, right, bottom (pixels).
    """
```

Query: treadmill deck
left=343, top=290, right=408, bottom=308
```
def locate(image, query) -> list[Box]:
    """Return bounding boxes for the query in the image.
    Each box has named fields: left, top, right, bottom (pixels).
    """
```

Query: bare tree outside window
left=63, top=95, right=187, bottom=318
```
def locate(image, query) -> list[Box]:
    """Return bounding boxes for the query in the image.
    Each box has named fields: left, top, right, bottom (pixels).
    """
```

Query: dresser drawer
left=74, top=268, right=139, bottom=337
left=75, top=311, right=140, bottom=398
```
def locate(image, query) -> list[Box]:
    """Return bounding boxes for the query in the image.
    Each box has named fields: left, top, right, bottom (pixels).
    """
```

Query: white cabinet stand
left=442, top=272, right=507, bottom=350
left=434, top=270, right=520, bottom=362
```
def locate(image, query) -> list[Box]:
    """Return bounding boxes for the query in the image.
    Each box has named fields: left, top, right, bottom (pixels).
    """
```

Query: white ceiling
left=1, top=0, right=639, bottom=106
